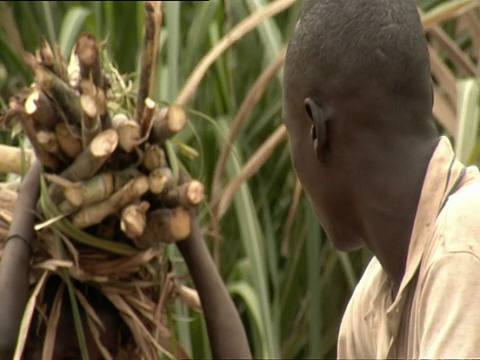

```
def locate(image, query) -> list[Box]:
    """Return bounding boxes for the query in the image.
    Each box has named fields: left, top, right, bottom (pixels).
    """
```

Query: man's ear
left=430, top=79, right=434, bottom=108
left=304, top=97, right=330, bottom=163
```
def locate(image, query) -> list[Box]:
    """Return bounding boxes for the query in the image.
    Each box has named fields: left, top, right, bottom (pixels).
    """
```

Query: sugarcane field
left=1, top=0, right=479, bottom=359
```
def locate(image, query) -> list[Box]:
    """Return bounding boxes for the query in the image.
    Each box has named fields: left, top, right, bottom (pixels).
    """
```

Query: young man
left=283, top=0, right=480, bottom=357
left=0, top=161, right=251, bottom=359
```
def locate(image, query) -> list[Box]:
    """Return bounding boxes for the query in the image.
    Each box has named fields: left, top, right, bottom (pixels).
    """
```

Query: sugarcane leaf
left=41, top=1, right=57, bottom=47
left=58, top=6, right=92, bottom=60
left=13, top=271, right=49, bottom=360
left=218, top=119, right=279, bottom=358
left=243, top=0, right=284, bottom=66
left=86, top=316, right=114, bottom=360
left=305, top=200, right=323, bottom=358
left=455, top=78, right=480, bottom=163
left=227, top=281, right=267, bottom=351
left=41, top=282, right=65, bottom=360
left=52, top=230, right=90, bottom=360
left=337, top=252, right=358, bottom=292
left=421, top=0, right=479, bottom=29
left=39, top=172, right=140, bottom=256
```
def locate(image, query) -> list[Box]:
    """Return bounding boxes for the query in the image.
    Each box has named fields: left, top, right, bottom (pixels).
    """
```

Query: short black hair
left=284, top=0, right=431, bottom=103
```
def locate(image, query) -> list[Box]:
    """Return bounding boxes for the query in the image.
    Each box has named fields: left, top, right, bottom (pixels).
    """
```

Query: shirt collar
left=390, top=136, right=466, bottom=309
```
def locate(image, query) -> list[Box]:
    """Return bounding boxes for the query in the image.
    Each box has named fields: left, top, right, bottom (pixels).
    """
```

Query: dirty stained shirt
left=337, top=136, right=480, bottom=359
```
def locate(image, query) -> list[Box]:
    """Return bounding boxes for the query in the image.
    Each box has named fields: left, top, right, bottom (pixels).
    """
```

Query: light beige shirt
left=337, top=136, right=480, bottom=359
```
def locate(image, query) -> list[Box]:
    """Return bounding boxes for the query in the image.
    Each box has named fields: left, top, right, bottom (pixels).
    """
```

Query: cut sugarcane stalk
left=120, top=201, right=150, bottom=240
left=111, top=114, right=141, bottom=153
left=50, top=129, right=118, bottom=203
left=137, top=206, right=190, bottom=248
left=72, top=175, right=149, bottom=229
left=161, top=180, right=204, bottom=208
left=148, top=167, right=173, bottom=195
left=143, top=144, right=166, bottom=171
left=150, top=105, right=186, bottom=144
left=54, top=123, right=82, bottom=159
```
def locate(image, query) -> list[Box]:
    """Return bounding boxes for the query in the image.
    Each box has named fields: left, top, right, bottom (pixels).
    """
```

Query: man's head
left=283, top=0, right=437, bottom=250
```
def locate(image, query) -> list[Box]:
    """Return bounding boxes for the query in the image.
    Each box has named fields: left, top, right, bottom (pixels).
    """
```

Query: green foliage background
left=1, top=0, right=478, bottom=358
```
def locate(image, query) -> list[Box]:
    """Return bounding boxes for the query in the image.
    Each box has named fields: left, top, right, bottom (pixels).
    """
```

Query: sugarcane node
left=148, top=167, right=174, bottom=195
left=71, top=175, right=149, bottom=229
left=24, top=89, right=58, bottom=129
left=111, top=113, right=141, bottom=153
left=55, top=122, right=82, bottom=158
left=120, top=201, right=150, bottom=241
left=137, top=206, right=191, bottom=248
left=150, top=105, right=186, bottom=144
left=143, top=144, right=167, bottom=171
left=112, top=167, right=142, bottom=191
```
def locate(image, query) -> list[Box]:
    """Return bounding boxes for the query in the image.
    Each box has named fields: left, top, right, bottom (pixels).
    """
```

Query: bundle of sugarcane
left=0, top=2, right=203, bottom=358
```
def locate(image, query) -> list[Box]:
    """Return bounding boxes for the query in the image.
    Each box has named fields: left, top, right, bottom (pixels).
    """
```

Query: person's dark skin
left=0, top=161, right=41, bottom=359
left=0, top=161, right=252, bottom=359
left=177, top=214, right=252, bottom=359
left=283, top=87, right=439, bottom=286
left=282, top=0, right=440, bottom=288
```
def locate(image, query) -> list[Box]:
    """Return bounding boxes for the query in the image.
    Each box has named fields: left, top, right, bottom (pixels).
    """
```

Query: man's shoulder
left=448, top=167, right=480, bottom=208
left=338, top=256, right=385, bottom=358
left=433, top=172, right=480, bottom=255
left=343, top=257, right=385, bottom=312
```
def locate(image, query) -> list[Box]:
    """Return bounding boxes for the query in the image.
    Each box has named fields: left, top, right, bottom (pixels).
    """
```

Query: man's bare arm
left=177, top=216, right=252, bottom=359
left=0, top=162, right=41, bottom=359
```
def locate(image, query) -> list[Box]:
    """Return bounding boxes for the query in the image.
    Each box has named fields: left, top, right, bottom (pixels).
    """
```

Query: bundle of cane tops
left=1, top=24, right=203, bottom=360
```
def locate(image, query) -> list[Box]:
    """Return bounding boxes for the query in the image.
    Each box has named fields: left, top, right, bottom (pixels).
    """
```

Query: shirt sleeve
left=417, top=251, right=480, bottom=358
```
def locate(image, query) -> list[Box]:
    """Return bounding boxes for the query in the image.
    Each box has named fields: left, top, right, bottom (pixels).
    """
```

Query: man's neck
left=356, top=136, right=439, bottom=286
